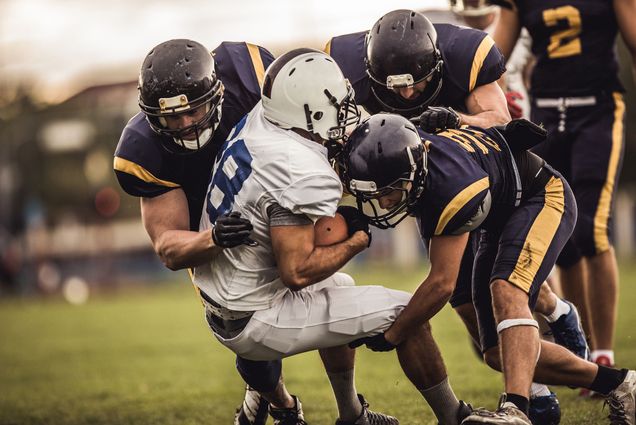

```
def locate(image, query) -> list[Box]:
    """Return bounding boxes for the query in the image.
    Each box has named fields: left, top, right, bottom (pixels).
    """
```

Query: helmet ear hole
left=313, top=111, right=323, bottom=121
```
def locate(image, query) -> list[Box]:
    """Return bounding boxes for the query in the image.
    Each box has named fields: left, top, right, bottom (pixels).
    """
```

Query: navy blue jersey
left=114, top=42, right=274, bottom=230
left=512, top=0, right=623, bottom=96
left=414, top=127, right=522, bottom=239
left=326, top=24, right=506, bottom=117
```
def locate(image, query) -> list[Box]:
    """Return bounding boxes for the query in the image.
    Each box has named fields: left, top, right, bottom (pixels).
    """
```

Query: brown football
left=314, top=213, right=349, bottom=246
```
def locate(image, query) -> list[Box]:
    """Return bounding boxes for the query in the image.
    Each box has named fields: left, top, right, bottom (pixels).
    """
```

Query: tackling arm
left=271, top=223, right=368, bottom=290
left=141, top=189, right=219, bottom=271
left=384, top=233, right=469, bottom=345
left=460, top=81, right=512, bottom=127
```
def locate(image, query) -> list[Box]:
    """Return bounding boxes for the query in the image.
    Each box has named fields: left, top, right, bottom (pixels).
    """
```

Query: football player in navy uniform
left=493, top=0, right=636, bottom=379
left=113, top=39, right=277, bottom=425
left=340, top=114, right=636, bottom=425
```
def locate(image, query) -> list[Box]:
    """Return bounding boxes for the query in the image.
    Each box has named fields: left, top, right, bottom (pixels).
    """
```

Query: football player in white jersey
left=193, top=48, right=473, bottom=425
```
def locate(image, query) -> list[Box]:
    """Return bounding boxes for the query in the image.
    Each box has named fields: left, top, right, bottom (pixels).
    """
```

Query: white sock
left=543, top=298, right=571, bottom=323
left=327, top=369, right=362, bottom=421
left=419, top=378, right=461, bottom=425
left=530, top=383, right=552, bottom=398
left=592, top=350, right=615, bottom=365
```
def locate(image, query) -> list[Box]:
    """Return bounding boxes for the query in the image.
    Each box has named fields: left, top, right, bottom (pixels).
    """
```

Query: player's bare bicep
left=141, top=189, right=190, bottom=243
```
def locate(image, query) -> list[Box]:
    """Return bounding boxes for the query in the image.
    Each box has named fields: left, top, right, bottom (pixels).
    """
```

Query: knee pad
left=235, top=356, right=282, bottom=393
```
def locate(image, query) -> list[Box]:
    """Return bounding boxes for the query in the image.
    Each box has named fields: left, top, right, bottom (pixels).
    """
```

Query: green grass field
left=1, top=263, right=635, bottom=425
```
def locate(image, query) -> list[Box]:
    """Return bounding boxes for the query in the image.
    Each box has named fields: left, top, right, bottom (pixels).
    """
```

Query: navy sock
left=590, top=366, right=629, bottom=395
left=506, top=393, right=529, bottom=416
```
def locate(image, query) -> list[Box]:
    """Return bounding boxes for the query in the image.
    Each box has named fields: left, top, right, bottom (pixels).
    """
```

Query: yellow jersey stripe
left=469, top=36, right=495, bottom=92
left=435, top=177, right=489, bottom=235
left=593, top=92, right=625, bottom=252
left=246, top=43, right=266, bottom=88
left=324, top=39, right=332, bottom=55
left=113, top=156, right=180, bottom=188
left=508, top=177, right=565, bottom=292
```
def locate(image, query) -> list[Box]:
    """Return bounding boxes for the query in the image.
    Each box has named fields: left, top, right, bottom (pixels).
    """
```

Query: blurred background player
left=493, top=0, right=636, bottom=388
left=113, top=39, right=276, bottom=425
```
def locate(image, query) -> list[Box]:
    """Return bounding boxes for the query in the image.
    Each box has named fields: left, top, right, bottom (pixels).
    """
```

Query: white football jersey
left=193, top=102, right=343, bottom=311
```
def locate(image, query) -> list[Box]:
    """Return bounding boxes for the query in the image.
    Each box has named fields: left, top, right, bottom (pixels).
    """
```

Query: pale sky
left=0, top=0, right=447, bottom=102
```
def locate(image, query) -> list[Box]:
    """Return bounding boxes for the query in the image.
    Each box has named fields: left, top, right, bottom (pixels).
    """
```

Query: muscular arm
left=141, top=189, right=219, bottom=271
left=459, top=81, right=511, bottom=127
left=615, top=0, right=636, bottom=80
left=384, top=233, right=469, bottom=345
left=270, top=223, right=368, bottom=290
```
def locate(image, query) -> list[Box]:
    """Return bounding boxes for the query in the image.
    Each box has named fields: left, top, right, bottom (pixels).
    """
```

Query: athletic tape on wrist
left=496, top=318, right=539, bottom=334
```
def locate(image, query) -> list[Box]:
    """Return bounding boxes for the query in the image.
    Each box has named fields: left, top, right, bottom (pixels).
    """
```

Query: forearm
left=458, top=108, right=510, bottom=128
left=385, top=277, right=453, bottom=344
left=155, top=229, right=219, bottom=270
left=286, top=232, right=368, bottom=289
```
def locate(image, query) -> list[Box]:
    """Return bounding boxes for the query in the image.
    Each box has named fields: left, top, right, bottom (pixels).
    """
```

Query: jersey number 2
left=543, top=6, right=582, bottom=59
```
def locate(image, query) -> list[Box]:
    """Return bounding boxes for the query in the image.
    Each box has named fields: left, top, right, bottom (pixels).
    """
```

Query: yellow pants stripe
left=508, top=177, right=565, bottom=292
left=593, top=92, right=625, bottom=253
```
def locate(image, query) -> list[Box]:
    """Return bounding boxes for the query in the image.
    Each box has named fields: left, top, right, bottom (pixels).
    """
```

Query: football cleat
left=605, top=369, right=636, bottom=425
left=234, top=385, right=269, bottom=425
left=269, top=395, right=307, bottom=425
left=335, top=394, right=399, bottom=425
left=547, top=300, right=590, bottom=360
left=529, top=392, right=560, bottom=425
left=461, top=394, right=531, bottom=424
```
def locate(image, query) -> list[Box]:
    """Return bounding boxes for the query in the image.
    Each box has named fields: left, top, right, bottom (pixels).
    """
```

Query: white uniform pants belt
left=535, top=96, right=597, bottom=108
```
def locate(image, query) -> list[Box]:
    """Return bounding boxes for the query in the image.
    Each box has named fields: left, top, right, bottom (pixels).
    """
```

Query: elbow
left=280, top=273, right=310, bottom=291
left=155, top=243, right=183, bottom=271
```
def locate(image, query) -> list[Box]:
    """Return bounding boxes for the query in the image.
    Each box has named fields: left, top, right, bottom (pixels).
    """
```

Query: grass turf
left=1, top=263, right=635, bottom=424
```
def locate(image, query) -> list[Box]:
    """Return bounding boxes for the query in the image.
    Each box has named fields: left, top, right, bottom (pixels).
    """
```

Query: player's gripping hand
left=349, top=333, right=396, bottom=352
left=416, top=106, right=461, bottom=133
left=212, top=211, right=254, bottom=248
left=505, top=90, right=524, bottom=119
left=336, top=206, right=372, bottom=246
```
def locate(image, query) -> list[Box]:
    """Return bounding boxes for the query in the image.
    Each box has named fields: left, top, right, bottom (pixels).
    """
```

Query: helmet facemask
left=344, top=143, right=428, bottom=229
left=140, top=80, right=224, bottom=152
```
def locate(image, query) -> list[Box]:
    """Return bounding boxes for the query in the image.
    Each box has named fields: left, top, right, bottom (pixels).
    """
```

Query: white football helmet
left=261, top=48, right=360, bottom=141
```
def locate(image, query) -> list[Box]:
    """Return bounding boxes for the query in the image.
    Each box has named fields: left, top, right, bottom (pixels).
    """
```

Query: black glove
left=212, top=211, right=254, bottom=248
left=336, top=206, right=371, bottom=246
left=348, top=333, right=397, bottom=352
left=416, top=106, right=461, bottom=133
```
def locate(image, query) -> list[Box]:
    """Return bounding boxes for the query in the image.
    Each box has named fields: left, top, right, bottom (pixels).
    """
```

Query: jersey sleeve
left=434, top=180, right=490, bottom=236
left=113, top=115, right=180, bottom=198
left=472, top=35, right=506, bottom=91
left=278, top=174, right=343, bottom=223
left=438, top=25, right=506, bottom=94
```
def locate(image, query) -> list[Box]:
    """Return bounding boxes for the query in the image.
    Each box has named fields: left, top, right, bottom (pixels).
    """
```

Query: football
left=314, top=213, right=349, bottom=246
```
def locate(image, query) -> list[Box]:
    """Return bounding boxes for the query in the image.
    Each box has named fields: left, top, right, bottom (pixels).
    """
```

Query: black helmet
left=339, top=114, right=428, bottom=229
left=138, top=39, right=224, bottom=152
left=365, top=10, right=443, bottom=116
